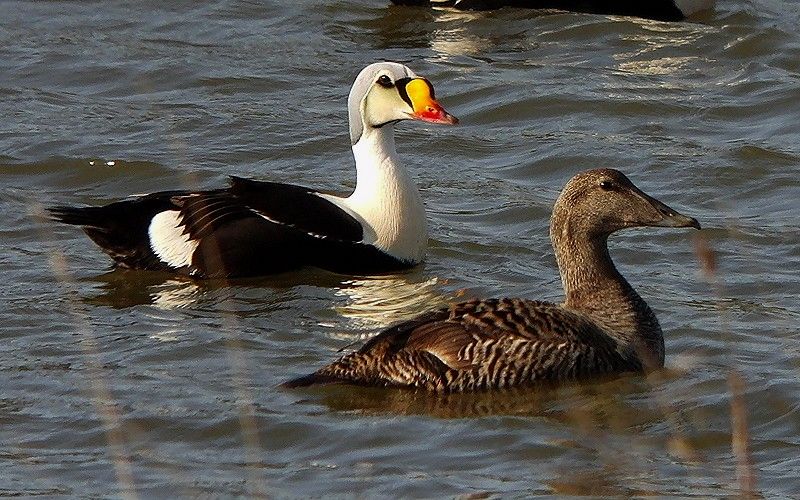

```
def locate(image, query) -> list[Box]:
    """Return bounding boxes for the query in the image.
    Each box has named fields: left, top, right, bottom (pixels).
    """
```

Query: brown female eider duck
left=49, top=62, right=457, bottom=279
left=285, top=169, right=700, bottom=392
left=390, top=0, right=715, bottom=22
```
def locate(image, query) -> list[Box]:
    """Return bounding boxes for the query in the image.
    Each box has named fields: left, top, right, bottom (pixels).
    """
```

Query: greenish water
left=1, top=0, right=798, bottom=496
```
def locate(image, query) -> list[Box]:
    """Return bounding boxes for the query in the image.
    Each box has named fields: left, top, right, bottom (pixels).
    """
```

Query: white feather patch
left=148, top=210, right=199, bottom=269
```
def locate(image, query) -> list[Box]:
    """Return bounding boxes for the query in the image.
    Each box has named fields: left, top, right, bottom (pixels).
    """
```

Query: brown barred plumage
left=284, top=169, right=700, bottom=393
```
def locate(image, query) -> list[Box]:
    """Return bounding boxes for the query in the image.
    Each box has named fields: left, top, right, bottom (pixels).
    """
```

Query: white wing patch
left=148, top=210, right=199, bottom=268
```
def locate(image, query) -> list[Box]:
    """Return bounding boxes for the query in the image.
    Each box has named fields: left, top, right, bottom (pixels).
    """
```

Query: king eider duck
left=284, top=169, right=701, bottom=392
left=49, top=62, right=458, bottom=279
left=390, top=0, right=715, bottom=22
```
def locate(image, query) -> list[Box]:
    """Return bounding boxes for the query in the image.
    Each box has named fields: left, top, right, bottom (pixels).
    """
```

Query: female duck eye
left=599, top=180, right=614, bottom=191
left=377, top=75, right=393, bottom=88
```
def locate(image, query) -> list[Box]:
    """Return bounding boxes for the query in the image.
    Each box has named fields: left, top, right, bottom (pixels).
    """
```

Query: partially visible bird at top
left=389, top=0, right=715, bottom=23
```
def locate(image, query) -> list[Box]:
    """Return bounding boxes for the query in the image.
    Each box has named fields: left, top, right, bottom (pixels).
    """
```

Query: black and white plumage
left=49, top=62, right=458, bottom=279
left=390, top=0, right=715, bottom=22
left=285, top=169, right=701, bottom=392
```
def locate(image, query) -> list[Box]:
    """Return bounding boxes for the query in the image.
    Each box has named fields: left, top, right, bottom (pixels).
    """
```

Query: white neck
left=327, top=125, right=427, bottom=264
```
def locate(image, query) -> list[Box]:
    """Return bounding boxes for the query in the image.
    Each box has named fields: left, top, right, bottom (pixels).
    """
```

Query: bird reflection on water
left=82, top=270, right=200, bottom=310
left=331, top=274, right=452, bottom=333
left=82, top=267, right=454, bottom=340
left=299, top=368, right=675, bottom=419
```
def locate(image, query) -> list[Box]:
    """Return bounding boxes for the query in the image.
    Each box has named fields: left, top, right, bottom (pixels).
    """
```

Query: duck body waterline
left=285, top=169, right=700, bottom=392
left=49, top=62, right=457, bottom=279
left=390, top=0, right=715, bottom=22
left=287, top=298, right=645, bottom=392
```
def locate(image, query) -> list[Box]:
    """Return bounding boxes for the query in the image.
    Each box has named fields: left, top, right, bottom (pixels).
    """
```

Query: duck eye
left=376, top=75, right=393, bottom=88
left=599, top=180, right=614, bottom=191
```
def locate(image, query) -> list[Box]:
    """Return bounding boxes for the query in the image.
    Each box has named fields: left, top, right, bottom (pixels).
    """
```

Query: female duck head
left=550, top=168, right=700, bottom=243
left=347, top=62, right=458, bottom=145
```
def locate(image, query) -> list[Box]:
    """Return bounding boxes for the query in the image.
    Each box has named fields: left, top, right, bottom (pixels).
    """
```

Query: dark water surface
left=1, top=0, right=799, bottom=496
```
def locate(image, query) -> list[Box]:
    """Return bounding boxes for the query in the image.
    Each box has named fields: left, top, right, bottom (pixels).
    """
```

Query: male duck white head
left=329, top=62, right=458, bottom=265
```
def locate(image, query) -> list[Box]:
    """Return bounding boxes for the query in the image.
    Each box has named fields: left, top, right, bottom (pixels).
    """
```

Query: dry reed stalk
left=217, top=300, right=269, bottom=499
left=694, top=231, right=758, bottom=497
left=728, top=371, right=756, bottom=498
left=171, top=163, right=268, bottom=497
left=38, top=205, right=137, bottom=500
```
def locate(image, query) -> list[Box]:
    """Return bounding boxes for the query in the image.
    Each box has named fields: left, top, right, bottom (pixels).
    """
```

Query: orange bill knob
left=405, top=78, right=458, bottom=125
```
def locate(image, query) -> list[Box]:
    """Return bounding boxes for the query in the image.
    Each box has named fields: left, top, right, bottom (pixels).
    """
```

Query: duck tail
left=48, top=205, right=108, bottom=228
left=47, top=197, right=178, bottom=271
